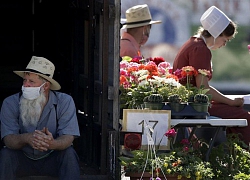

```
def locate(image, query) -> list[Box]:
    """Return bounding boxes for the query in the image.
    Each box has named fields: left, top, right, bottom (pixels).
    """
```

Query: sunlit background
left=121, top=0, right=250, bottom=94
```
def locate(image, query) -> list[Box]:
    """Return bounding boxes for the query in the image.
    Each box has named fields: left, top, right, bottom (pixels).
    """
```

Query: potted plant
left=209, top=134, right=250, bottom=180
left=168, top=94, right=187, bottom=112
left=189, top=93, right=210, bottom=112
left=188, top=69, right=212, bottom=113
left=173, top=66, right=212, bottom=114
left=143, top=94, right=164, bottom=110
left=119, top=56, right=184, bottom=110
left=120, top=128, right=215, bottom=180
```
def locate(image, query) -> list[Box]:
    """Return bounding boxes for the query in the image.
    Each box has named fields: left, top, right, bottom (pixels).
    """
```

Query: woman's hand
left=230, top=97, right=244, bottom=107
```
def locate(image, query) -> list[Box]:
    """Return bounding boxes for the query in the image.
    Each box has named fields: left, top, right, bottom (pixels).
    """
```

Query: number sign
left=122, top=109, right=171, bottom=150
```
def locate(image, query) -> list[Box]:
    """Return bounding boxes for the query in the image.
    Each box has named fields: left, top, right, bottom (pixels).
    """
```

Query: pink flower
left=172, top=69, right=183, bottom=80
left=183, top=146, right=189, bottom=152
left=158, top=62, right=171, bottom=69
left=146, top=61, right=157, bottom=66
left=120, top=61, right=129, bottom=69
left=198, top=69, right=211, bottom=77
left=157, top=62, right=171, bottom=76
left=120, top=69, right=128, bottom=76
left=164, top=128, right=177, bottom=138
left=127, top=62, right=140, bottom=69
left=157, top=66, right=167, bottom=75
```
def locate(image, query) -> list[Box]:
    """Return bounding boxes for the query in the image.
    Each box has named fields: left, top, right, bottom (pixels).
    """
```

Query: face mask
left=140, top=29, right=149, bottom=46
left=21, top=83, right=45, bottom=100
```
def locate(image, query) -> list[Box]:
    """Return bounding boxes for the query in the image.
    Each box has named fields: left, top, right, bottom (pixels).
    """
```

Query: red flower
left=172, top=162, right=178, bottom=167
left=138, top=64, right=145, bottom=70
left=150, top=57, right=165, bottom=65
left=120, top=75, right=127, bottom=85
left=180, top=138, right=190, bottom=145
left=127, top=67, right=138, bottom=74
left=144, top=63, right=159, bottom=79
left=181, top=66, right=198, bottom=77
left=131, top=56, right=142, bottom=64
left=172, top=69, right=184, bottom=80
left=165, top=128, right=177, bottom=138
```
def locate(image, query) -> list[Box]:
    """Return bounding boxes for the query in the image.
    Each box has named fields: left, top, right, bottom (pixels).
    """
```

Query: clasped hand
left=31, top=127, right=54, bottom=152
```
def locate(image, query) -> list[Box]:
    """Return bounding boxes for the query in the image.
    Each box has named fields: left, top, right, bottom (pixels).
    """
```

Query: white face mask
left=21, top=83, right=45, bottom=100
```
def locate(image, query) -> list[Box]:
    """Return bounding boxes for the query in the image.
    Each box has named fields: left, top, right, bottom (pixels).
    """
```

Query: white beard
left=20, top=92, right=46, bottom=127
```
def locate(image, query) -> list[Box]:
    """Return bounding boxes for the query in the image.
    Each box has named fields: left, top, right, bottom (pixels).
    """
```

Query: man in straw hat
left=0, top=56, right=80, bottom=179
left=120, top=4, right=161, bottom=58
left=173, top=6, right=250, bottom=146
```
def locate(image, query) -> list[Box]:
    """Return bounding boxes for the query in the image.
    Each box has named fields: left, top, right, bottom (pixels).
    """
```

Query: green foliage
left=127, top=85, right=152, bottom=108
left=120, top=132, right=250, bottom=179
left=194, top=94, right=209, bottom=103
left=168, top=94, right=181, bottom=103
left=209, top=134, right=250, bottom=180
left=119, top=150, right=155, bottom=173
left=146, top=94, right=164, bottom=103
left=158, top=86, right=192, bottom=103
left=119, top=149, right=214, bottom=179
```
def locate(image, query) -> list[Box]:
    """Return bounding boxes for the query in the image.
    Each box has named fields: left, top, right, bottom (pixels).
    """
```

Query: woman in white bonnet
left=173, top=6, right=250, bottom=146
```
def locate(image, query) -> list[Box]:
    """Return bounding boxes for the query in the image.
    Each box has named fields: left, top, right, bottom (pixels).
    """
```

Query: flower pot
left=126, top=172, right=188, bottom=180
left=169, top=102, right=187, bottom=112
left=189, top=102, right=209, bottom=113
left=144, top=102, right=163, bottom=110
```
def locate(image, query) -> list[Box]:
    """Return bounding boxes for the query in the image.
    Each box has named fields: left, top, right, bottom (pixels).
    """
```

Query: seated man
left=0, top=56, right=80, bottom=179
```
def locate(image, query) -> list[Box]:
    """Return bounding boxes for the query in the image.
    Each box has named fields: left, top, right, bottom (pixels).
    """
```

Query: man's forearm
left=49, top=135, right=74, bottom=150
left=3, top=133, right=32, bottom=149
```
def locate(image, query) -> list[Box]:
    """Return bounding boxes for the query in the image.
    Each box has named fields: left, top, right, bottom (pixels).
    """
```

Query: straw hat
left=14, top=56, right=61, bottom=90
left=122, top=4, right=161, bottom=29
left=200, top=6, right=230, bottom=38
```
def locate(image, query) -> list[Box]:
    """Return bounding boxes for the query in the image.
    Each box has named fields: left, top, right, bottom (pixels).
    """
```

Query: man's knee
left=58, top=146, right=79, bottom=162
left=0, top=147, right=19, bottom=161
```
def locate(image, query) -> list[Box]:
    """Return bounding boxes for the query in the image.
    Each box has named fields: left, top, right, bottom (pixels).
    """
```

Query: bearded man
left=0, top=56, right=80, bottom=179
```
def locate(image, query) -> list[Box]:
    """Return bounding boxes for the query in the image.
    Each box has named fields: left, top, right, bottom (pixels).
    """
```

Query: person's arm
left=3, top=133, right=34, bottom=150
left=4, top=127, right=74, bottom=152
left=195, top=74, right=244, bottom=106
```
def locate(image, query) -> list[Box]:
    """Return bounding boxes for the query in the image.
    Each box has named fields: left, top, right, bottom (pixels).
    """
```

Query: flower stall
left=119, top=56, right=211, bottom=117
left=119, top=56, right=250, bottom=180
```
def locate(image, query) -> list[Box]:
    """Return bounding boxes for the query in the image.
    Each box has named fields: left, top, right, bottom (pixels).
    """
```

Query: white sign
left=122, top=109, right=171, bottom=150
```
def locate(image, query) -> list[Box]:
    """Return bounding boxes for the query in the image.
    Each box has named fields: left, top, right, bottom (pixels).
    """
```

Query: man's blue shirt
left=0, top=91, right=80, bottom=159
